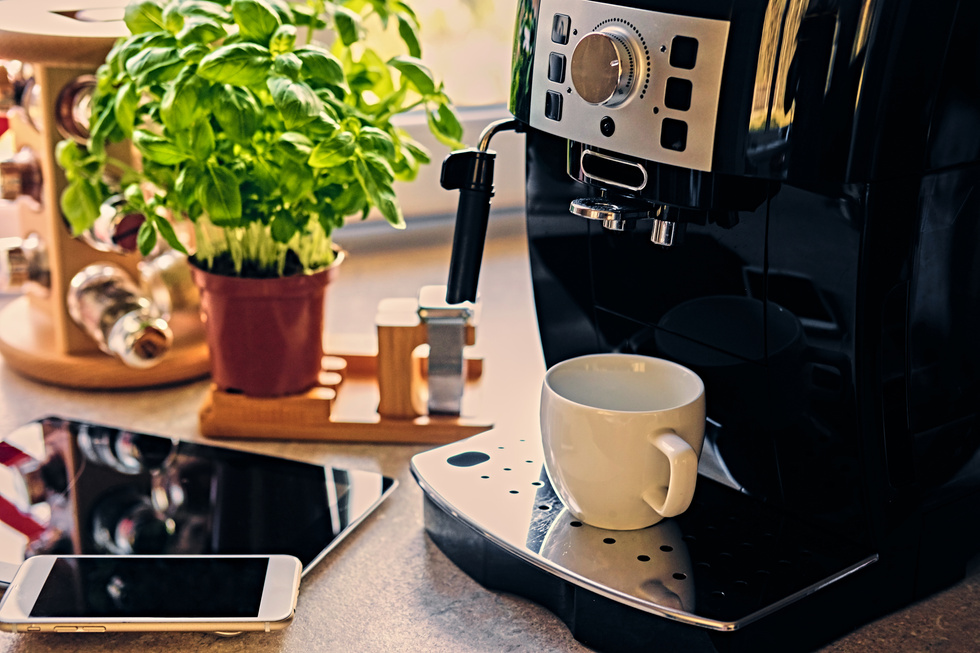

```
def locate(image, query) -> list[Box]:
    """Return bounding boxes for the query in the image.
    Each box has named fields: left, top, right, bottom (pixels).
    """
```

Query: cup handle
left=642, top=431, right=698, bottom=517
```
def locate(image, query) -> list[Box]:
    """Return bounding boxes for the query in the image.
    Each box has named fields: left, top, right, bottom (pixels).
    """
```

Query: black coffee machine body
left=436, top=0, right=980, bottom=649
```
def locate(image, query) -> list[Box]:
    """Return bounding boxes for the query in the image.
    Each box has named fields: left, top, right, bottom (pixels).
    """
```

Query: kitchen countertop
left=0, top=214, right=977, bottom=653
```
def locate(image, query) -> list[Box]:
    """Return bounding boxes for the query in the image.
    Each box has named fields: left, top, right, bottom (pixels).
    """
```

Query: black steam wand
left=441, top=119, right=521, bottom=304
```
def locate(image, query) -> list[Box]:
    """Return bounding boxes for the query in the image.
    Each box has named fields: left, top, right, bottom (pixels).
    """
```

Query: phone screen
left=30, top=557, right=268, bottom=618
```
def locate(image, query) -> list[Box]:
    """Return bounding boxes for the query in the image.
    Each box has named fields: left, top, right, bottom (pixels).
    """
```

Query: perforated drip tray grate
left=411, top=428, right=877, bottom=632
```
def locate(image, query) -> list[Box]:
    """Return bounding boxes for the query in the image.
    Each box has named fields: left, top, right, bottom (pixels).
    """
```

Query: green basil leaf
left=197, top=43, right=272, bottom=86
left=178, top=1, right=232, bottom=23
left=60, top=179, right=102, bottom=235
left=358, top=126, right=395, bottom=159
left=371, top=84, right=408, bottom=118
left=163, top=3, right=184, bottom=34
left=178, top=43, right=209, bottom=63
left=264, top=0, right=295, bottom=23
left=333, top=6, right=361, bottom=47
left=367, top=0, right=391, bottom=27
left=329, top=181, right=367, bottom=218
left=115, top=33, right=175, bottom=79
left=132, top=129, right=191, bottom=165
left=231, top=0, right=282, bottom=44
left=270, top=214, right=298, bottom=243
left=374, top=190, right=403, bottom=228
left=393, top=1, right=419, bottom=22
left=176, top=17, right=226, bottom=46
left=291, top=3, right=325, bottom=29
left=160, top=69, right=209, bottom=131
left=113, top=82, right=138, bottom=137
left=137, top=219, right=158, bottom=256
left=316, top=97, right=341, bottom=122
left=175, top=162, right=204, bottom=203
left=198, top=164, right=242, bottom=225
left=389, top=56, right=436, bottom=96
left=277, top=132, right=314, bottom=161
left=304, top=112, right=340, bottom=138
left=308, top=132, right=356, bottom=168
left=184, top=201, right=202, bottom=220
left=396, top=14, right=422, bottom=58
left=190, top=120, right=215, bottom=160
left=124, top=1, right=166, bottom=34
left=123, top=185, right=146, bottom=211
left=360, top=152, right=395, bottom=185
left=273, top=53, right=302, bottom=79
left=391, top=147, right=417, bottom=182
left=154, top=215, right=189, bottom=253
left=212, top=85, right=260, bottom=144
left=354, top=154, right=403, bottom=228
left=403, top=139, right=431, bottom=165
left=350, top=48, right=395, bottom=98
left=426, top=102, right=465, bottom=149
left=317, top=203, right=338, bottom=234
left=268, top=76, right=323, bottom=129
left=294, top=47, right=346, bottom=87
left=55, top=139, right=83, bottom=171
left=125, top=46, right=186, bottom=83
left=88, top=105, right=117, bottom=158
left=269, top=24, right=297, bottom=56
left=278, top=159, right=313, bottom=204
left=248, top=158, right=278, bottom=194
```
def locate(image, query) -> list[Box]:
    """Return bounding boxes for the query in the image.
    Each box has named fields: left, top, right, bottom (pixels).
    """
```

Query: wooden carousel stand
left=0, top=1, right=211, bottom=389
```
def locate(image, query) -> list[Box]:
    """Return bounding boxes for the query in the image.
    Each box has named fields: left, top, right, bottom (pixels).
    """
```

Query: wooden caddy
left=199, top=296, right=493, bottom=445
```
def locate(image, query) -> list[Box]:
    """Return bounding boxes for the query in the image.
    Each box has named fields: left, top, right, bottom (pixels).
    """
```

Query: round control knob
left=570, top=27, right=640, bottom=107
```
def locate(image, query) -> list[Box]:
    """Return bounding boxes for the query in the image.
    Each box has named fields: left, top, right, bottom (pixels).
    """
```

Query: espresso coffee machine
left=413, top=0, right=980, bottom=650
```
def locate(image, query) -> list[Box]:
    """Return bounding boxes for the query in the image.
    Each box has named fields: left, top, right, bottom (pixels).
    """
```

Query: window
left=391, top=0, right=525, bottom=219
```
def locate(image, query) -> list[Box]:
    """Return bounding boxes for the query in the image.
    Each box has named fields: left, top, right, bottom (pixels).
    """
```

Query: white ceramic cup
left=541, top=353, right=706, bottom=530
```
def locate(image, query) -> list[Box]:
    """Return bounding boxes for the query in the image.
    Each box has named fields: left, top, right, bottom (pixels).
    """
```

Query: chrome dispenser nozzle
left=651, top=218, right=679, bottom=246
left=569, top=196, right=655, bottom=232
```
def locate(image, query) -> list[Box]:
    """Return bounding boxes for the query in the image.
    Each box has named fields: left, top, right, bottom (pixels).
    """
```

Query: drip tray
left=411, top=429, right=877, bottom=637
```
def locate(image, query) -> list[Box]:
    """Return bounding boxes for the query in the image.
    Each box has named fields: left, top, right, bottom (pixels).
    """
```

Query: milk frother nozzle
left=442, top=119, right=520, bottom=305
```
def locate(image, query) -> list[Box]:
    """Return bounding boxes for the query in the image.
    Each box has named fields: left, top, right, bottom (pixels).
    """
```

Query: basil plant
left=58, top=0, right=464, bottom=277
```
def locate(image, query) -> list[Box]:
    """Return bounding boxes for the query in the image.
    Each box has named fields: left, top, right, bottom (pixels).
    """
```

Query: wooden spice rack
left=199, top=298, right=493, bottom=445
left=0, top=6, right=210, bottom=389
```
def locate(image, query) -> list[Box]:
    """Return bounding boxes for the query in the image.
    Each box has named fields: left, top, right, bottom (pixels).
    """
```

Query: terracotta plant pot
left=191, top=253, right=343, bottom=397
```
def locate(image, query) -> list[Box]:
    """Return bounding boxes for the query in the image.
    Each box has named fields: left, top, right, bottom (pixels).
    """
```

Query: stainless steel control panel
left=529, top=0, right=730, bottom=172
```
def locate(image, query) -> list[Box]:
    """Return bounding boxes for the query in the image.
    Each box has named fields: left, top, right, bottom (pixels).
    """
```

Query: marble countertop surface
left=0, top=215, right=976, bottom=653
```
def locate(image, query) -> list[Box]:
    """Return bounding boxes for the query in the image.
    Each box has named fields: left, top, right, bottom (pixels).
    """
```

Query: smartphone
left=0, top=554, right=301, bottom=634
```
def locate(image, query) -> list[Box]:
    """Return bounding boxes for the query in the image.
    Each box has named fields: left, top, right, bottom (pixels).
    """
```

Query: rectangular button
left=545, top=90, right=563, bottom=121
left=547, top=53, right=566, bottom=83
left=670, top=36, right=699, bottom=69
left=552, top=14, right=571, bottom=45
left=81, top=626, right=106, bottom=632
left=661, top=118, right=688, bottom=151
left=54, top=626, right=78, bottom=632
left=664, top=77, right=693, bottom=111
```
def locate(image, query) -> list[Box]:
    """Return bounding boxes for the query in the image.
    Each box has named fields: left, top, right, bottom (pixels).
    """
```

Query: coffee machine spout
left=442, top=119, right=521, bottom=304
left=650, top=206, right=695, bottom=246
left=650, top=218, right=679, bottom=246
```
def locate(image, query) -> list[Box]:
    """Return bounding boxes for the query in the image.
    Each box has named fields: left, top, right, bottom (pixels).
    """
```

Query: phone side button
left=54, top=626, right=78, bottom=632
left=80, top=626, right=106, bottom=632
left=26, top=626, right=40, bottom=632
